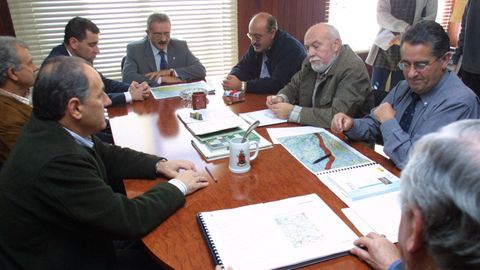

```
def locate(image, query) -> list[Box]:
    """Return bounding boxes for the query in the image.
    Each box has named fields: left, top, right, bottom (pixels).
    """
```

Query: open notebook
left=197, top=194, right=358, bottom=270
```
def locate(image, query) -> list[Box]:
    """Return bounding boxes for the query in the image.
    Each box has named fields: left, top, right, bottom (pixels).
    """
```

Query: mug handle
left=249, top=141, right=259, bottom=161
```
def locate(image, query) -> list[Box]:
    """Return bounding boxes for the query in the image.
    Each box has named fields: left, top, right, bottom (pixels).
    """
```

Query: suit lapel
left=143, top=38, right=158, bottom=71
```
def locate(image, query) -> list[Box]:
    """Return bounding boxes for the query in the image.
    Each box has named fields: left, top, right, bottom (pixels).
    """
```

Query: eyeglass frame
left=149, top=31, right=170, bottom=38
left=247, top=30, right=273, bottom=41
left=398, top=56, right=442, bottom=72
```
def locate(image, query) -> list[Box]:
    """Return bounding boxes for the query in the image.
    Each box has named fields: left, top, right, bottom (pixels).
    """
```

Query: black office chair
left=120, top=56, right=126, bottom=71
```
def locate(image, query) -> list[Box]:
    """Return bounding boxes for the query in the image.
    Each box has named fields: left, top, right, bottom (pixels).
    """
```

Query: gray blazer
left=122, top=37, right=206, bottom=85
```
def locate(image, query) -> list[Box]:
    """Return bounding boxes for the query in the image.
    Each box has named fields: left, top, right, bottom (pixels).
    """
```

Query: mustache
left=158, top=41, right=168, bottom=45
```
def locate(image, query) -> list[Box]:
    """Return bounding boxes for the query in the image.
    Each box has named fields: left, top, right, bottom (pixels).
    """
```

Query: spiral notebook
left=197, top=194, right=358, bottom=270
left=277, top=129, right=400, bottom=205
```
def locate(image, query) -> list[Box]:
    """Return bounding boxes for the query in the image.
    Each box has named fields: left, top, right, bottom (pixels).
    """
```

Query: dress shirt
left=149, top=41, right=179, bottom=85
left=345, top=71, right=480, bottom=168
left=259, top=53, right=270, bottom=78
left=0, top=88, right=31, bottom=105
left=388, top=259, right=404, bottom=270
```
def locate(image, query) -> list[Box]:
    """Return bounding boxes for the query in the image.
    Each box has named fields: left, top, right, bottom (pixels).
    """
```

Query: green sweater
left=0, top=116, right=185, bottom=269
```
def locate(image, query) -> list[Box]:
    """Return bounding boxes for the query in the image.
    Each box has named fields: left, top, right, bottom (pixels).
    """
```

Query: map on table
left=278, top=131, right=371, bottom=174
left=150, top=81, right=213, bottom=100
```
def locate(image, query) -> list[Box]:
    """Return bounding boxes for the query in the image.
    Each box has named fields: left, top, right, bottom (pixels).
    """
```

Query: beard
left=310, top=53, right=337, bottom=73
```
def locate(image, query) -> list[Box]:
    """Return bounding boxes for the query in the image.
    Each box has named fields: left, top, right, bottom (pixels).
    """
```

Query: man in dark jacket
left=222, top=12, right=306, bottom=94
left=45, top=16, right=150, bottom=107
left=0, top=56, right=208, bottom=269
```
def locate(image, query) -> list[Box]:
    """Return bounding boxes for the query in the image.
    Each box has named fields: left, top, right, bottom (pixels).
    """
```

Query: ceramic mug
left=228, top=137, right=259, bottom=174
left=192, top=91, right=207, bottom=110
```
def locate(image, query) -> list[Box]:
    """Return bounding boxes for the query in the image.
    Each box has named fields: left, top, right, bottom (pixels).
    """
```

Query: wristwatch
left=241, top=81, right=246, bottom=91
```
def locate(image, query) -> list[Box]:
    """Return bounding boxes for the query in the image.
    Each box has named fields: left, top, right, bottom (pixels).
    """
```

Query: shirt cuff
left=277, top=93, right=289, bottom=103
left=168, top=178, right=187, bottom=195
left=388, top=259, right=404, bottom=270
left=288, top=105, right=302, bottom=123
left=156, top=77, right=163, bottom=85
left=124, top=91, right=132, bottom=103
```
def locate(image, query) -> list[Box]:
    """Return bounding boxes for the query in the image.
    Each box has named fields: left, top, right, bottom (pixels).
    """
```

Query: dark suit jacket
left=0, top=116, right=185, bottom=269
left=122, top=37, right=206, bottom=86
left=230, top=29, right=307, bottom=94
left=45, top=44, right=129, bottom=106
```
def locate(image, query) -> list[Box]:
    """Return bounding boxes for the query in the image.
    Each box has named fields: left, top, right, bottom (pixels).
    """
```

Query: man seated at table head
left=350, top=119, right=480, bottom=270
left=45, top=16, right=149, bottom=107
left=266, top=23, right=373, bottom=127
left=222, top=12, right=306, bottom=94
left=0, top=56, right=209, bottom=269
left=122, top=12, right=206, bottom=86
left=0, top=36, right=38, bottom=165
left=331, top=20, right=480, bottom=169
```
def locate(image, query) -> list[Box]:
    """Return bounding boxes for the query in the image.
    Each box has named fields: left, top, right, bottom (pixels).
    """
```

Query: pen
left=205, top=165, right=217, bottom=183
left=312, top=153, right=331, bottom=164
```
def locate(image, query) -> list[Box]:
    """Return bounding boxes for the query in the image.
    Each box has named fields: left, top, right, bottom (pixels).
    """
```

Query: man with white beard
left=266, top=23, right=373, bottom=127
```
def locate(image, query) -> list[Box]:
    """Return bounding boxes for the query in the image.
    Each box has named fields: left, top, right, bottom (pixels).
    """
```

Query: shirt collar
left=63, top=127, right=94, bottom=148
left=149, top=40, right=167, bottom=54
left=0, top=88, right=32, bottom=106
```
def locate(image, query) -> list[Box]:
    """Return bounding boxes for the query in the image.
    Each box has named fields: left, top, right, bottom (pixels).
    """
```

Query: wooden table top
left=107, top=88, right=399, bottom=270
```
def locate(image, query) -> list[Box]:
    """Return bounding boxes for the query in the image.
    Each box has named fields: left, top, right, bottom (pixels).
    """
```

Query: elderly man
left=350, top=119, right=480, bottom=270
left=0, top=36, right=38, bottom=164
left=266, top=23, right=373, bottom=127
left=122, top=12, right=206, bottom=86
left=331, top=20, right=480, bottom=169
left=0, top=56, right=208, bottom=269
left=222, top=12, right=306, bottom=94
left=45, top=16, right=149, bottom=107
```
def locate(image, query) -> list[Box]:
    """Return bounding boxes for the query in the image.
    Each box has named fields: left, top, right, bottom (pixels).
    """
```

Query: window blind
left=7, top=0, right=238, bottom=80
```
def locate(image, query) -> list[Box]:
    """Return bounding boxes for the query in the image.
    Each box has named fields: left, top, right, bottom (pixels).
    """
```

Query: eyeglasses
left=150, top=32, right=170, bottom=38
left=247, top=32, right=271, bottom=41
left=398, top=57, right=441, bottom=71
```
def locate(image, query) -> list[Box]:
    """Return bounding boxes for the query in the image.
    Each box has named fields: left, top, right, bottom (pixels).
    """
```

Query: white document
left=374, top=29, right=396, bottom=51
left=239, top=109, right=287, bottom=127
left=176, top=107, right=246, bottom=136
left=198, top=194, right=358, bottom=270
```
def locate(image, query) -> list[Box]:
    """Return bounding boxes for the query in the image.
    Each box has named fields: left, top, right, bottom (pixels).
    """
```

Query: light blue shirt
left=149, top=40, right=168, bottom=71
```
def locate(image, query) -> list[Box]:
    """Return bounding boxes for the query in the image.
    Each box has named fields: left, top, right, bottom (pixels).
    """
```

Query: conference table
left=107, top=83, right=400, bottom=270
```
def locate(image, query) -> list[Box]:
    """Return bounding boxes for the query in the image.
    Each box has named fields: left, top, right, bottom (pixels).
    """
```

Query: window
left=7, top=0, right=238, bottom=80
left=327, top=0, right=457, bottom=53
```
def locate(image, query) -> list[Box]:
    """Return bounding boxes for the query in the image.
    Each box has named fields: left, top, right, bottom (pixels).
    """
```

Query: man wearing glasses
left=122, top=12, right=206, bottom=86
left=331, top=20, right=480, bottom=169
left=222, top=12, right=306, bottom=94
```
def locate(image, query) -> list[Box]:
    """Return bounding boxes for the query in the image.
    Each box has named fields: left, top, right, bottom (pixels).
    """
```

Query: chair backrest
left=120, top=56, right=126, bottom=71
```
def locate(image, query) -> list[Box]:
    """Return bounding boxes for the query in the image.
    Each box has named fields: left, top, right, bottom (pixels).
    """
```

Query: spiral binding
left=316, top=162, right=377, bottom=175
left=198, top=213, right=224, bottom=268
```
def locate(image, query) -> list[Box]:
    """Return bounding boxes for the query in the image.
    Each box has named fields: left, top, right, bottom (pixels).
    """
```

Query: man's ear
left=6, top=67, right=19, bottom=82
left=441, top=52, right=451, bottom=70
left=66, top=97, right=83, bottom=120
left=69, top=37, right=79, bottom=50
left=405, top=206, right=425, bottom=253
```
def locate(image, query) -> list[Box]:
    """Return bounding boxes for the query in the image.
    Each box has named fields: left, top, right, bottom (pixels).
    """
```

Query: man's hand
left=156, top=160, right=196, bottom=179
left=373, top=103, right=396, bottom=123
left=270, top=102, right=294, bottom=119
left=145, top=69, right=172, bottom=81
left=331, top=112, right=354, bottom=133
left=266, top=95, right=284, bottom=108
left=175, top=170, right=209, bottom=195
left=222, top=75, right=241, bottom=90
left=350, top=232, right=400, bottom=270
left=129, top=81, right=150, bottom=101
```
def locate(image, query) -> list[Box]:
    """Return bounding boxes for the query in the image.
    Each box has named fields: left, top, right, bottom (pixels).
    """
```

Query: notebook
left=197, top=194, right=358, bottom=270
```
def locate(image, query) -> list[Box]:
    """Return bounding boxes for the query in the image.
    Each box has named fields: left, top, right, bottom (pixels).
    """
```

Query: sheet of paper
left=150, top=81, right=214, bottom=100
left=239, top=109, right=287, bottom=127
left=199, top=194, right=358, bottom=270
left=176, top=107, right=246, bottom=136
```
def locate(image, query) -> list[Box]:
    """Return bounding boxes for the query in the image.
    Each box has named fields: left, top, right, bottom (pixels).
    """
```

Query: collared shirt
left=388, top=259, right=404, bottom=270
left=0, top=88, right=31, bottom=106
left=150, top=40, right=168, bottom=71
left=346, top=71, right=480, bottom=168
left=259, top=53, right=270, bottom=78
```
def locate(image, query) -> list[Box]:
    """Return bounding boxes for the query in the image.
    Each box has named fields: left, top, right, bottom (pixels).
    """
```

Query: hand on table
left=222, top=75, right=241, bottom=90
left=350, top=232, right=400, bottom=270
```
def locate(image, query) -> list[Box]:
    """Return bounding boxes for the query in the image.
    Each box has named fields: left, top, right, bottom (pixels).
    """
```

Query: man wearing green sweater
left=0, top=56, right=208, bottom=269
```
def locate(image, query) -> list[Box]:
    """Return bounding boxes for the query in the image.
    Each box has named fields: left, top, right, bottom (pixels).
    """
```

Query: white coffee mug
left=228, top=137, right=259, bottom=173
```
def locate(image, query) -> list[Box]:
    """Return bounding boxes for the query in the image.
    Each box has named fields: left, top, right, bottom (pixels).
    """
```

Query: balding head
left=304, top=23, right=342, bottom=73
left=247, top=12, right=278, bottom=53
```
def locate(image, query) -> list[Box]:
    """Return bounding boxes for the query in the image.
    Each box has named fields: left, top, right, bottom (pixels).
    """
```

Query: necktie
left=159, top=51, right=168, bottom=70
left=399, top=93, right=420, bottom=132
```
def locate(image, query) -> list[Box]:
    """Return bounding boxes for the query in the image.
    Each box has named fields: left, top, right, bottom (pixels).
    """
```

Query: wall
left=0, top=0, right=15, bottom=36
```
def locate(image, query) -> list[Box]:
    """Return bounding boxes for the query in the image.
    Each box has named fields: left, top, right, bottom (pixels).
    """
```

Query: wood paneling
left=0, top=0, right=15, bottom=36
left=237, top=0, right=329, bottom=59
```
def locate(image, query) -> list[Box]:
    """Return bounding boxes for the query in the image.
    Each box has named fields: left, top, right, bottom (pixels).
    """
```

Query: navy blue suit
left=45, top=44, right=129, bottom=107
left=230, top=29, right=306, bottom=94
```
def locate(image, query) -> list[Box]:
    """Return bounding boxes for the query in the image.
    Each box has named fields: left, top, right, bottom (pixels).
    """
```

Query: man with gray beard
left=266, top=23, right=373, bottom=127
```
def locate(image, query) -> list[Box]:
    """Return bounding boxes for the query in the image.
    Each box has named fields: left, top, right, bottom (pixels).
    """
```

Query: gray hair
left=147, top=12, right=170, bottom=30
left=0, top=36, right=29, bottom=85
left=401, top=119, right=480, bottom=269
left=322, top=23, right=341, bottom=42
left=33, top=56, right=91, bottom=120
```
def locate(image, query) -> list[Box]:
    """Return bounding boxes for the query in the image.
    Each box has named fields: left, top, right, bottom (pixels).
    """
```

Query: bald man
left=266, top=23, right=373, bottom=128
left=223, top=12, right=306, bottom=94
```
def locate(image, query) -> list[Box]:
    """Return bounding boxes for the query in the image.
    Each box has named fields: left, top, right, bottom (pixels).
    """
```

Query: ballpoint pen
left=312, top=153, right=331, bottom=164
left=205, top=165, right=217, bottom=183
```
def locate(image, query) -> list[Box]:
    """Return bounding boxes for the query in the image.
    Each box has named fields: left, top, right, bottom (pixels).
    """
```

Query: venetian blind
left=7, top=0, right=238, bottom=80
